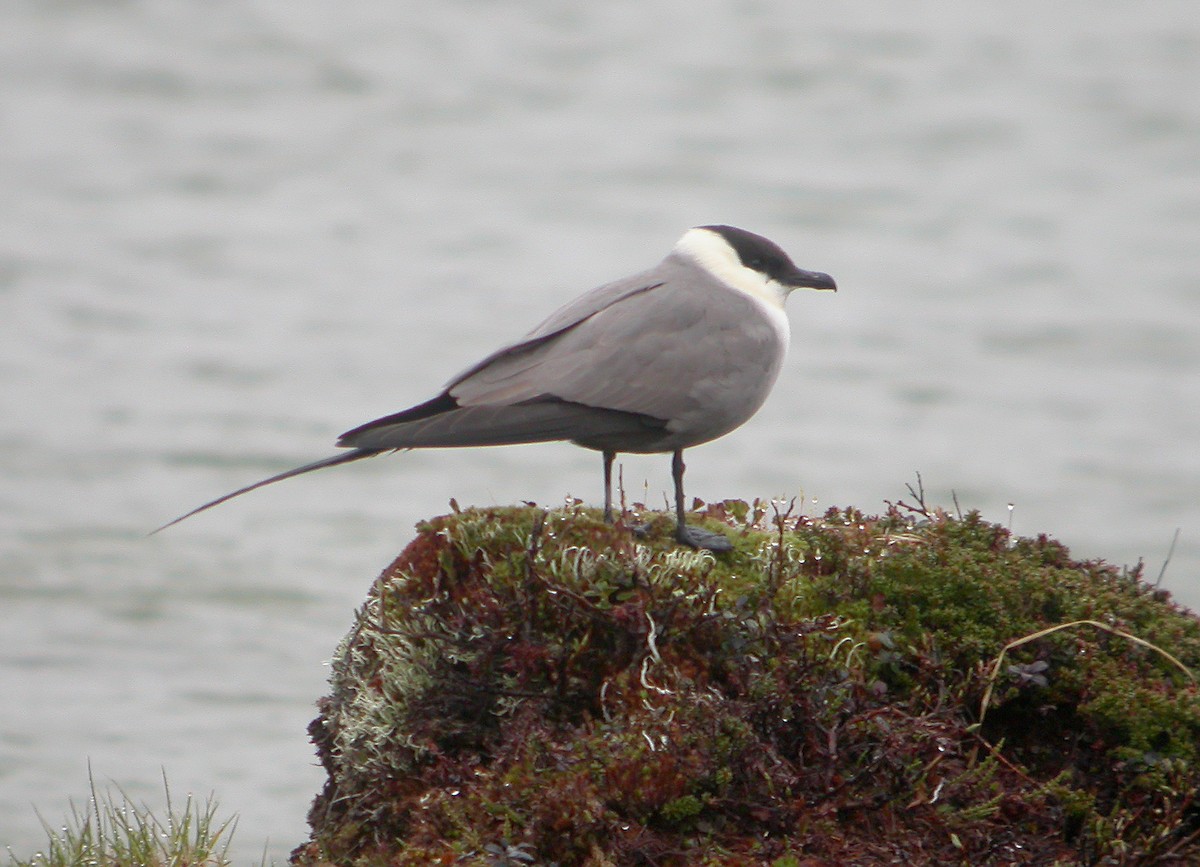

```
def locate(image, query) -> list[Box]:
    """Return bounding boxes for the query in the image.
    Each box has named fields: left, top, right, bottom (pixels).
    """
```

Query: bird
left=155, top=225, right=836, bottom=550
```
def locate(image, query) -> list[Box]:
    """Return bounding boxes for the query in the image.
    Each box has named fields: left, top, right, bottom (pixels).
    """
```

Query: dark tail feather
left=150, top=448, right=385, bottom=535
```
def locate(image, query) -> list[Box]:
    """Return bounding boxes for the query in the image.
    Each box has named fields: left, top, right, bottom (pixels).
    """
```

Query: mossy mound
left=291, top=500, right=1200, bottom=865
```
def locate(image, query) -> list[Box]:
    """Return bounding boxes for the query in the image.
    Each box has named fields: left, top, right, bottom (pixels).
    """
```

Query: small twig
left=521, top=510, right=547, bottom=640
left=1160, top=810, right=1200, bottom=859
left=966, top=730, right=1041, bottom=784
left=525, top=510, right=546, bottom=582
left=766, top=497, right=797, bottom=602
left=1156, top=527, right=1182, bottom=589
left=368, top=576, right=412, bottom=636
left=905, top=472, right=928, bottom=515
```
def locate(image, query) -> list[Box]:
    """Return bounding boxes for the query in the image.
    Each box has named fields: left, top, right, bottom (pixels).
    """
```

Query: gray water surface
left=3, top=2, right=1199, bottom=861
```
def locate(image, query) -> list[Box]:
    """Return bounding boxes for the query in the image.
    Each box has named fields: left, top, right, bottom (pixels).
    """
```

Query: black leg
left=671, top=449, right=687, bottom=529
left=602, top=450, right=615, bottom=523
left=672, top=449, right=732, bottom=552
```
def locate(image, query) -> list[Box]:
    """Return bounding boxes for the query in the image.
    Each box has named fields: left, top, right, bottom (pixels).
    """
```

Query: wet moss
left=291, top=500, right=1200, bottom=866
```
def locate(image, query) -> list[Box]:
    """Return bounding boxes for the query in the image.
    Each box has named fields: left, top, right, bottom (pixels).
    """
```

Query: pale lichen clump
left=325, top=591, right=447, bottom=776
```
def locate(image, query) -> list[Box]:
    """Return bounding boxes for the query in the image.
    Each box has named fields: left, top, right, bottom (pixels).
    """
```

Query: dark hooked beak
left=787, top=268, right=837, bottom=292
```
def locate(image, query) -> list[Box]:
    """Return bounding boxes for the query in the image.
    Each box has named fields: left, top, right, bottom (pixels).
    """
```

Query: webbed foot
left=676, top=523, right=733, bottom=552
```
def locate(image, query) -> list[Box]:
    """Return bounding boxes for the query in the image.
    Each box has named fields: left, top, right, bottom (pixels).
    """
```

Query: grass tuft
left=7, top=769, right=238, bottom=867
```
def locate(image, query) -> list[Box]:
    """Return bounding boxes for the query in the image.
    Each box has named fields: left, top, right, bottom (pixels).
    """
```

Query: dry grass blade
left=976, top=618, right=1197, bottom=729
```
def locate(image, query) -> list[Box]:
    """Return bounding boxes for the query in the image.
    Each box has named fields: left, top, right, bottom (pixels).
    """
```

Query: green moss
left=293, top=501, right=1200, bottom=866
left=659, top=794, right=704, bottom=825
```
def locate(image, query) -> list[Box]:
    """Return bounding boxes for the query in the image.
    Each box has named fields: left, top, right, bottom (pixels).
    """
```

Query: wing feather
left=450, top=260, right=784, bottom=442
left=345, top=252, right=786, bottom=453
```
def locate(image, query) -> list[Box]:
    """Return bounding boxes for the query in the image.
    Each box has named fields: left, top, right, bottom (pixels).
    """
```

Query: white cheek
left=673, top=229, right=790, bottom=312
left=704, top=260, right=791, bottom=318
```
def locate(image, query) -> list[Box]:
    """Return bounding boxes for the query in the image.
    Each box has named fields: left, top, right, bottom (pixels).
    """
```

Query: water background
left=3, top=2, right=1198, bottom=861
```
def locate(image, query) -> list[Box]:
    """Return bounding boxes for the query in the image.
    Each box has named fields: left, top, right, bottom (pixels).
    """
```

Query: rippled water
left=2, top=2, right=1198, bottom=861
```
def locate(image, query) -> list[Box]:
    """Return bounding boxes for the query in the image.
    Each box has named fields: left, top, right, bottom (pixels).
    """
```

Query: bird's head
left=674, top=224, right=836, bottom=309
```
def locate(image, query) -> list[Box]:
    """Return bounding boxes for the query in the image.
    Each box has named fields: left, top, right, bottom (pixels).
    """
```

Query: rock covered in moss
left=290, top=500, right=1200, bottom=866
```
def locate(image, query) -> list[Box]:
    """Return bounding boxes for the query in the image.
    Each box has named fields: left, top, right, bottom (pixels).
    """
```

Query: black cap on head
left=700, top=225, right=836, bottom=291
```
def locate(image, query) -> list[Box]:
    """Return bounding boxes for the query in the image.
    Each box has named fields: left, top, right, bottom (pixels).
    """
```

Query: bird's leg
left=602, top=450, right=615, bottom=523
left=672, top=449, right=732, bottom=552
left=672, top=449, right=687, bottom=528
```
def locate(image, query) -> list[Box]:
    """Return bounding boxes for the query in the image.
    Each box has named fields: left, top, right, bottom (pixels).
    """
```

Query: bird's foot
left=622, top=520, right=732, bottom=552
left=676, top=523, right=733, bottom=552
